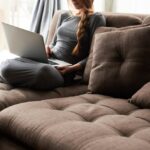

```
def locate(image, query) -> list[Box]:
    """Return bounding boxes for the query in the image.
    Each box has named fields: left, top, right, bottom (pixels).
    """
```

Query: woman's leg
left=0, top=58, right=64, bottom=90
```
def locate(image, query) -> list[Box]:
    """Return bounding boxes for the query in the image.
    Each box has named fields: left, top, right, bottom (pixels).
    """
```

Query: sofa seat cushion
left=0, top=82, right=87, bottom=111
left=0, top=94, right=150, bottom=150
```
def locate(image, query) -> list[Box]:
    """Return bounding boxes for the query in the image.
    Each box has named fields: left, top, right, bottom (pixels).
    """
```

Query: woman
left=0, top=0, right=106, bottom=90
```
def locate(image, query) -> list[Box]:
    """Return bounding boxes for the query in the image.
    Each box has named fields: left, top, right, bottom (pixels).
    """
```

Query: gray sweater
left=50, top=11, right=106, bottom=70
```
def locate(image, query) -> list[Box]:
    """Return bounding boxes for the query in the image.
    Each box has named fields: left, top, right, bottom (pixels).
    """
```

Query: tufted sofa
left=0, top=10, right=150, bottom=150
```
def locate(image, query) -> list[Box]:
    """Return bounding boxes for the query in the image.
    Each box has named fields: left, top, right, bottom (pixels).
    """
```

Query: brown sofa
left=0, top=11, right=150, bottom=150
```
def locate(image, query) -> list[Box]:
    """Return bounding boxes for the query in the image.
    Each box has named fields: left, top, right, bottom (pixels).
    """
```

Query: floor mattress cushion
left=0, top=82, right=87, bottom=111
left=0, top=94, right=150, bottom=150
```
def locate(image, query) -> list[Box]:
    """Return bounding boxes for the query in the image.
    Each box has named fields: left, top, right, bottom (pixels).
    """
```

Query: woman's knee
left=37, top=65, right=61, bottom=80
left=35, top=65, right=64, bottom=90
left=37, top=65, right=50, bottom=77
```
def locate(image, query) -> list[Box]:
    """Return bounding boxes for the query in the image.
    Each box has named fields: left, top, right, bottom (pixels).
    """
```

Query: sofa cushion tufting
left=0, top=82, right=87, bottom=111
left=0, top=94, right=150, bottom=150
left=88, top=25, right=150, bottom=98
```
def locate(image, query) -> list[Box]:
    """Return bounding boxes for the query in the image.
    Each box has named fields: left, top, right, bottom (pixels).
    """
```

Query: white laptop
left=2, top=22, right=72, bottom=67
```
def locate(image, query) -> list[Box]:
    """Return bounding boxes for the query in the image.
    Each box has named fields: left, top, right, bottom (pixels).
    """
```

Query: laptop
left=2, top=22, right=72, bottom=67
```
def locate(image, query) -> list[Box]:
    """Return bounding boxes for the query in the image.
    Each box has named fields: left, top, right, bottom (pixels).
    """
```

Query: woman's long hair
left=68, top=0, right=94, bottom=55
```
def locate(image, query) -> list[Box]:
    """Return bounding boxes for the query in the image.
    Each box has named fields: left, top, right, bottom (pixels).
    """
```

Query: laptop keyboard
left=48, top=60, right=58, bottom=65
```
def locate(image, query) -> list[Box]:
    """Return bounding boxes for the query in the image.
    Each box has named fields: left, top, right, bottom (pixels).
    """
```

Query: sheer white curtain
left=94, top=0, right=117, bottom=12
left=0, top=0, right=36, bottom=50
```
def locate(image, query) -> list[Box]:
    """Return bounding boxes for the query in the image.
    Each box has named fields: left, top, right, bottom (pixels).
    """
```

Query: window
left=0, top=0, right=36, bottom=50
left=94, top=0, right=105, bottom=12
left=115, top=0, right=150, bottom=14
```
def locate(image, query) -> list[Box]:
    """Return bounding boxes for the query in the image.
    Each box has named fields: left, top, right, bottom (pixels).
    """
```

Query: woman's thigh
left=0, top=58, right=64, bottom=90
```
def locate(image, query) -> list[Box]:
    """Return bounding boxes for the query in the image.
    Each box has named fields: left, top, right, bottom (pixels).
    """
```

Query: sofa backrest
left=46, top=10, right=64, bottom=45
left=46, top=10, right=149, bottom=45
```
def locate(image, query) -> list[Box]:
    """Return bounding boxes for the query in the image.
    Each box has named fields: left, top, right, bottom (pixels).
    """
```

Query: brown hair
left=69, top=0, right=94, bottom=55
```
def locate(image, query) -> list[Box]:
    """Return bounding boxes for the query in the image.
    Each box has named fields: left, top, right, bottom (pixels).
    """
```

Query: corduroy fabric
left=0, top=94, right=150, bottom=150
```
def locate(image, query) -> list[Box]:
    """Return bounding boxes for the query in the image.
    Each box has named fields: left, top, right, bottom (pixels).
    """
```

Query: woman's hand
left=56, top=63, right=81, bottom=75
left=45, top=45, right=52, bottom=58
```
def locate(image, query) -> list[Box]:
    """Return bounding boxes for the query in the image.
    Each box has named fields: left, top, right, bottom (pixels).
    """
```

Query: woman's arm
left=77, top=57, right=87, bottom=70
left=56, top=63, right=82, bottom=75
left=46, top=11, right=71, bottom=58
left=49, top=11, right=71, bottom=49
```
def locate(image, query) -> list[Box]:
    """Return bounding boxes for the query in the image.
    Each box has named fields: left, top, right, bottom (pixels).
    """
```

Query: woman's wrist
left=71, top=63, right=82, bottom=71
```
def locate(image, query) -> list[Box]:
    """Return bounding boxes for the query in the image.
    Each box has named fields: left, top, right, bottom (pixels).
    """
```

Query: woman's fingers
left=56, top=65, right=74, bottom=75
left=55, top=66, right=68, bottom=75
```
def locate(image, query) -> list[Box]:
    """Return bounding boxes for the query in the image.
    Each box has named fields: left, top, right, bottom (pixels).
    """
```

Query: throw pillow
left=83, top=24, right=148, bottom=84
left=88, top=25, right=150, bottom=98
left=129, top=82, right=150, bottom=108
